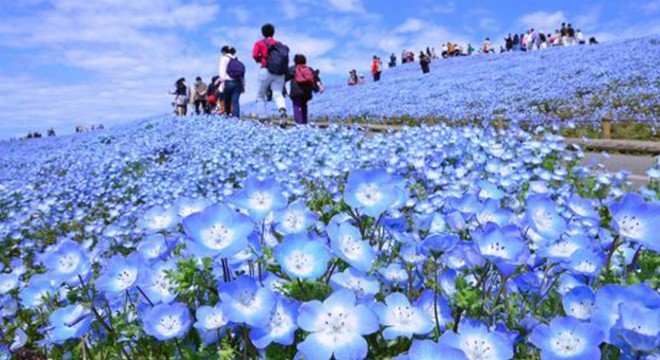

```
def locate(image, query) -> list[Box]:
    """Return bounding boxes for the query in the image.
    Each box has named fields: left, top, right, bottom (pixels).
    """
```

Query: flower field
left=246, top=35, right=660, bottom=140
left=0, top=115, right=659, bottom=359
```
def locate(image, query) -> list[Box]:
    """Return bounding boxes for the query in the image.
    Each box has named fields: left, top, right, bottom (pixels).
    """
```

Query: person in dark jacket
left=285, top=54, right=320, bottom=125
left=419, top=52, right=431, bottom=74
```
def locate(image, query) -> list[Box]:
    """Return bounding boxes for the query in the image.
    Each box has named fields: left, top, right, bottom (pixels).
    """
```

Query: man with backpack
left=219, top=46, right=245, bottom=118
left=253, top=23, right=289, bottom=125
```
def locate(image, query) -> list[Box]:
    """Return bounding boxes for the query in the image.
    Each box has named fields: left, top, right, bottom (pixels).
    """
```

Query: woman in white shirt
left=218, top=46, right=245, bottom=118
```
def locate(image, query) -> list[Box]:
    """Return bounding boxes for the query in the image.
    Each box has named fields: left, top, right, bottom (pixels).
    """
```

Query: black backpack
left=226, top=57, right=246, bottom=79
left=264, top=39, right=289, bottom=75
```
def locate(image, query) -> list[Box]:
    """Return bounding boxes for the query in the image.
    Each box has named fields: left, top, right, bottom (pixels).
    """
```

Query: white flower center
left=340, top=236, right=362, bottom=259
left=115, top=268, right=137, bottom=289
left=283, top=211, right=303, bottom=231
left=551, top=331, right=585, bottom=356
left=355, top=184, right=382, bottom=206
left=461, top=335, right=495, bottom=359
left=284, top=251, right=313, bottom=276
left=618, top=214, right=641, bottom=238
left=156, top=315, right=182, bottom=337
left=548, top=240, right=579, bottom=259
left=482, top=239, right=509, bottom=259
left=269, top=308, right=293, bottom=336
left=206, top=310, right=228, bottom=329
left=200, top=223, right=235, bottom=250
left=58, top=253, right=80, bottom=273
left=568, top=301, right=593, bottom=320
left=248, top=191, right=273, bottom=211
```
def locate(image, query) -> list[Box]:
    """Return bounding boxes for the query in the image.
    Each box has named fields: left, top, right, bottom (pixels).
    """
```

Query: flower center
left=462, top=335, right=493, bottom=358
left=356, top=183, right=382, bottom=206
left=551, top=331, right=583, bottom=355
left=58, top=253, right=80, bottom=273
left=249, top=191, right=273, bottom=211
left=157, top=315, right=181, bottom=336
left=201, top=223, right=234, bottom=249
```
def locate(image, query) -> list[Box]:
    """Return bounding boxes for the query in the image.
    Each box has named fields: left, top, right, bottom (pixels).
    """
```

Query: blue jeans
left=223, top=80, right=241, bottom=118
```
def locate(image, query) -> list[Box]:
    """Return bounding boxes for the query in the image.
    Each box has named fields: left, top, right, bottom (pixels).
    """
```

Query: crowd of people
left=362, top=21, right=598, bottom=83
left=170, top=24, right=323, bottom=126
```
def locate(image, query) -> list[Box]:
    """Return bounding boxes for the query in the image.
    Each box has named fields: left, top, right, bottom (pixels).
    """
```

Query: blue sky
left=0, top=0, right=659, bottom=138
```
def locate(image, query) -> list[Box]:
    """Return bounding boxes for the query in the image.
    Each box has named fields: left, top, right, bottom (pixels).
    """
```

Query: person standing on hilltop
left=419, top=52, right=431, bottom=74
left=389, top=53, right=396, bottom=68
left=253, top=23, right=289, bottom=123
left=193, top=77, right=208, bottom=115
left=371, top=56, right=382, bottom=82
left=170, top=78, right=189, bottom=116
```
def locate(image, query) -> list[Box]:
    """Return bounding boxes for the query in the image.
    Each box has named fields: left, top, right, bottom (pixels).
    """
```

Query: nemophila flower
left=539, top=235, right=590, bottom=263
left=557, top=274, right=584, bottom=296
left=138, top=205, right=178, bottom=233
left=137, top=260, right=176, bottom=304
left=330, top=268, right=380, bottom=300
left=19, top=274, right=55, bottom=309
left=142, top=302, right=192, bottom=341
left=219, top=275, right=275, bottom=327
left=530, top=316, right=604, bottom=360
left=327, top=222, right=375, bottom=273
left=10, top=328, right=27, bottom=351
left=232, top=176, right=287, bottom=222
left=173, top=197, right=210, bottom=218
left=136, top=234, right=170, bottom=262
left=476, top=200, right=513, bottom=227
left=442, top=243, right=484, bottom=271
left=525, top=195, right=567, bottom=240
left=194, top=303, right=230, bottom=344
left=474, top=223, right=528, bottom=276
left=401, top=340, right=469, bottom=360
left=445, top=211, right=467, bottom=231
left=610, top=193, right=660, bottom=252
left=374, top=292, right=434, bottom=340
left=615, top=302, right=660, bottom=352
left=477, top=180, right=505, bottom=200
left=566, top=249, right=603, bottom=277
left=400, top=242, right=427, bottom=265
left=343, top=168, right=400, bottom=218
left=378, top=263, right=409, bottom=286
left=451, top=194, right=484, bottom=215
left=96, top=252, right=143, bottom=296
left=48, top=304, right=92, bottom=345
left=42, top=240, right=91, bottom=285
left=182, top=204, right=253, bottom=259
left=566, top=194, right=599, bottom=220
left=274, top=234, right=331, bottom=281
left=439, top=319, right=513, bottom=360
left=297, top=289, right=379, bottom=360
left=274, top=201, right=318, bottom=235
left=0, top=272, right=19, bottom=295
left=562, top=286, right=595, bottom=321
left=414, top=290, right=453, bottom=329
left=424, top=233, right=460, bottom=254
left=251, top=295, right=299, bottom=349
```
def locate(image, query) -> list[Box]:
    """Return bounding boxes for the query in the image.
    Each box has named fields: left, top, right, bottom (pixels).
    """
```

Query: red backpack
left=294, top=65, right=315, bottom=85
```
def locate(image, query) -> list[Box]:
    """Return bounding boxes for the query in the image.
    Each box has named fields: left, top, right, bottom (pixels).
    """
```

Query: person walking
left=285, top=54, right=320, bottom=125
left=193, top=77, right=208, bottom=115
left=206, top=75, right=220, bottom=114
left=389, top=53, right=396, bottom=68
left=219, top=46, right=245, bottom=118
left=252, top=23, right=289, bottom=123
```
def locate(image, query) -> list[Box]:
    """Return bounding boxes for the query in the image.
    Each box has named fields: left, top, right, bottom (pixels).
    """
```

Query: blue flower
left=614, top=302, right=660, bottom=352
left=274, top=234, right=331, bottom=280
left=423, top=233, right=460, bottom=254
left=413, top=290, right=453, bottom=330
left=297, top=289, right=379, bottom=360
left=0, top=272, right=19, bottom=295
left=48, top=304, right=92, bottom=345
left=142, top=302, right=192, bottom=341
left=402, top=339, right=469, bottom=360
left=566, top=194, right=599, bottom=220
left=374, top=292, right=434, bottom=340
left=173, top=196, right=210, bottom=218
left=525, top=195, right=567, bottom=240
left=42, top=240, right=91, bottom=285
left=219, top=275, right=275, bottom=327
left=136, top=234, right=170, bottom=263
left=562, top=286, right=595, bottom=321
left=530, top=316, right=604, bottom=360
left=439, top=319, right=513, bottom=360
left=251, top=295, right=299, bottom=349
left=274, top=201, right=318, bottom=235
left=566, top=249, right=603, bottom=277
left=610, top=193, right=660, bottom=252
left=137, top=260, right=177, bottom=304
left=138, top=205, right=178, bottom=233
left=10, top=328, right=27, bottom=352
left=474, top=223, right=527, bottom=276
left=182, top=204, right=253, bottom=259
left=96, top=252, right=143, bottom=296
left=327, top=222, right=376, bottom=273
left=329, top=268, right=380, bottom=300
left=194, top=303, right=230, bottom=344
left=476, top=200, right=513, bottom=227
left=232, top=176, right=287, bottom=222
left=344, top=169, right=400, bottom=218
left=477, top=180, right=505, bottom=200
left=19, top=274, right=55, bottom=309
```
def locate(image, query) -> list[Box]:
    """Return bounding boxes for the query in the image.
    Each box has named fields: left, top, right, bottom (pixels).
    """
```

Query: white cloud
left=395, top=18, right=425, bottom=33
left=428, top=2, right=456, bottom=14
left=519, top=11, right=566, bottom=32
left=642, top=0, right=660, bottom=13
left=327, top=0, right=365, bottom=13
